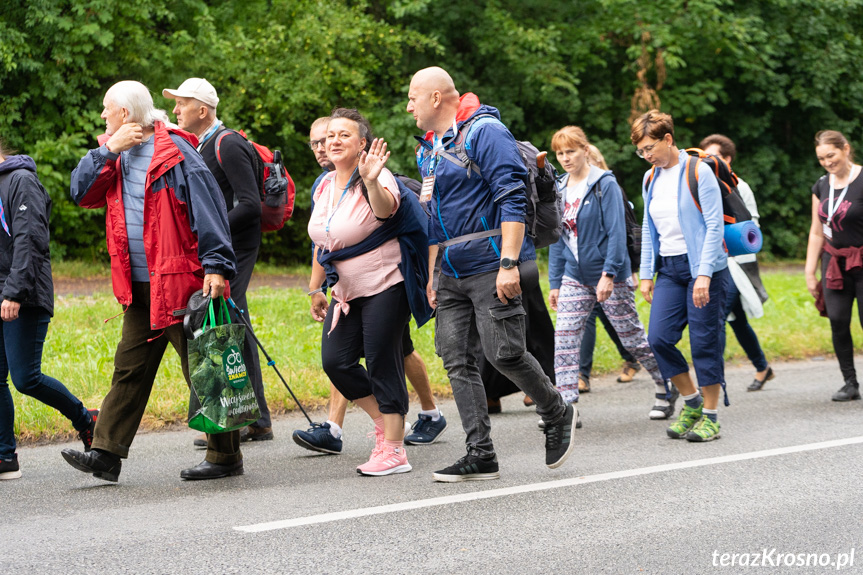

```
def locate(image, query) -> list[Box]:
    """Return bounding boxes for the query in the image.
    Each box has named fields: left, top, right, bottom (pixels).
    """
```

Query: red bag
left=215, top=130, right=295, bottom=232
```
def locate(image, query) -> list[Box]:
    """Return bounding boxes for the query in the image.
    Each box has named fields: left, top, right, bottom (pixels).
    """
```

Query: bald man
left=407, top=67, right=576, bottom=482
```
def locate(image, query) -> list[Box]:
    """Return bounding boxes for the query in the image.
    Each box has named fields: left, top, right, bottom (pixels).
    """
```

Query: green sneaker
left=685, top=417, right=721, bottom=442
left=666, top=403, right=703, bottom=439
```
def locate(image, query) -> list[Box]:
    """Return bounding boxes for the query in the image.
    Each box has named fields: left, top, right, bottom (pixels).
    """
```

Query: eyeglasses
left=308, top=138, right=326, bottom=151
left=635, top=138, right=666, bottom=159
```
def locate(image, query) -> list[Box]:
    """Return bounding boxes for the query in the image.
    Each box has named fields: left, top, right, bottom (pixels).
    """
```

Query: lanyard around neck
left=429, top=118, right=460, bottom=175
left=325, top=167, right=358, bottom=237
left=828, top=165, right=858, bottom=224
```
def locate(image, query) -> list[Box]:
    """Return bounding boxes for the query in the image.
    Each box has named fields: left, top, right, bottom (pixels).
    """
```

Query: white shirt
left=649, top=163, right=688, bottom=256
left=562, top=176, right=589, bottom=262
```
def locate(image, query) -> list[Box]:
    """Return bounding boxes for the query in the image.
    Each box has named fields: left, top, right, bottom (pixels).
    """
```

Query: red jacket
left=71, top=122, right=236, bottom=330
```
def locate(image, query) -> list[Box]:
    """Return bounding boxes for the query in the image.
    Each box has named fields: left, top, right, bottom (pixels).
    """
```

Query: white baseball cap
left=162, top=78, right=219, bottom=108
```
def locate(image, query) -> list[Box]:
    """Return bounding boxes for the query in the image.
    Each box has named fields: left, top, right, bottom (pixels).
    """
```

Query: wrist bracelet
left=307, top=287, right=324, bottom=296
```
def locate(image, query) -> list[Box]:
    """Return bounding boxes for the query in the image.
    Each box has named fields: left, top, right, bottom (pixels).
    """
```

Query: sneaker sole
left=404, top=424, right=448, bottom=445
left=547, top=407, right=578, bottom=470
left=292, top=433, right=341, bottom=455
left=0, top=470, right=22, bottom=480
left=649, top=408, right=674, bottom=420
left=357, top=463, right=412, bottom=476
left=666, top=428, right=691, bottom=439
left=832, top=395, right=861, bottom=402
left=432, top=471, right=500, bottom=482
left=685, top=431, right=721, bottom=442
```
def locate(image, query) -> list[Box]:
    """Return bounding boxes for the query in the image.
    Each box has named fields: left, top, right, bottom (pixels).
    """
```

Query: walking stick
left=226, top=297, right=314, bottom=426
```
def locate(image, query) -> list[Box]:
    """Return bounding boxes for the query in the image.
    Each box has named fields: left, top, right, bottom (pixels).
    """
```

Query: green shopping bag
left=187, top=297, right=260, bottom=433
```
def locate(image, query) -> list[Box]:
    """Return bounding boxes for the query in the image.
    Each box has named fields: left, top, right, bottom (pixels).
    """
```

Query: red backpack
left=215, top=129, right=296, bottom=232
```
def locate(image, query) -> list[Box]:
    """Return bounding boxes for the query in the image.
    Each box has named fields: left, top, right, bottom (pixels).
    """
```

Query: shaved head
left=410, top=67, right=459, bottom=101
left=407, top=66, right=461, bottom=135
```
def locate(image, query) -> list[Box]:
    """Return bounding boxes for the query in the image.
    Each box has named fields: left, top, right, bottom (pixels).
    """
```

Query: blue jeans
left=647, top=255, right=729, bottom=388
left=720, top=278, right=768, bottom=372
left=0, top=307, right=89, bottom=458
left=579, top=304, right=636, bottom=380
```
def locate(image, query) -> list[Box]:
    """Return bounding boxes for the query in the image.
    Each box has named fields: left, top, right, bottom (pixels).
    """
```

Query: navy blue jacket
left=317, top=181, right=434, bottom=328
left=549, top=166, right=630, bottom=288
left=415, top=94, right=535, bottom=278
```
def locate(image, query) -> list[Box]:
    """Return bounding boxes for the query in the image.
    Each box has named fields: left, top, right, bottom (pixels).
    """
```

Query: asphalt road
left=2, top=358, right=862, bottom=574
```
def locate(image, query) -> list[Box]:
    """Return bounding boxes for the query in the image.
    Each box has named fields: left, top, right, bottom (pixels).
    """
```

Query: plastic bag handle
left=217, top=297, right=231, bottom=325
left=202, top=298, right=217, bottom=331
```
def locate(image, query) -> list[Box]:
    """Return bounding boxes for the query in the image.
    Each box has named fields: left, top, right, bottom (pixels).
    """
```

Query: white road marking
left=234, top=436, right=863, bottom=533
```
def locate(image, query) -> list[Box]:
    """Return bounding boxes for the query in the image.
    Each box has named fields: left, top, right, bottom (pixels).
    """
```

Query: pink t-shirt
left=308, top=168, right=404, bottom=330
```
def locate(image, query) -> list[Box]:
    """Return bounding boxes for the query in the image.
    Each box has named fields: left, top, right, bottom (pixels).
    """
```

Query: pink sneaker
left=356, top=445, right=412, bottom=476
left=365, top=426, right=385, bottom=457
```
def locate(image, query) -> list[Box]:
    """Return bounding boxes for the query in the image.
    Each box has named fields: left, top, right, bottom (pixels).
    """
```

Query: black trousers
left=822, top=255, right=863, bottom=384
left=230, top=244, right=271, bottom=428
left=482, top=260, right=556, bottom=400
left=321, top=283, right=411, bottom=415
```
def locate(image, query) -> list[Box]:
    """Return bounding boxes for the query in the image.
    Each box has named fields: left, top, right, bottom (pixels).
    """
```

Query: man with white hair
left=162, top=77, right=273, bottom=445
left=407, top=67, right=575, bottom=481
left=62, top=80, right=241, bottom=482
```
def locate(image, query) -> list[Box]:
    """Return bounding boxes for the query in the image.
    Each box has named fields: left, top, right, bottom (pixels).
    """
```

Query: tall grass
left=11, top=270, right=858, bottom=442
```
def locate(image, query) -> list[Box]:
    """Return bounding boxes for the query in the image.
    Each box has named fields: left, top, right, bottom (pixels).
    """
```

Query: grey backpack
left=438, top=114, right=562, bottom=249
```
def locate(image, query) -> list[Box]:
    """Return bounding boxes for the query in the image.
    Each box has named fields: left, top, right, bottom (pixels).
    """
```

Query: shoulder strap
left=685, top=156, right=702, bottom=212
left=441, top=113, right=501, bottom=178
left=644, top=166, right=656, bottom=193
left=213, top=128, right=248, bottom=169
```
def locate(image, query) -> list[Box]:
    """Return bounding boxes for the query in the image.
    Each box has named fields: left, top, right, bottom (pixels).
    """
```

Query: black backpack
left=646, top=148, right=752, bottom=225
left=437, top=114, right=562, bottom=249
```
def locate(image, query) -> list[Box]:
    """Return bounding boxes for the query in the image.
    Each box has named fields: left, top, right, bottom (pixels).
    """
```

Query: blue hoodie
left=415, top=94, right=535, bottom=278
left=640, top=149, right=727, bottom=279
left=548, top=165, right=629, bottom=289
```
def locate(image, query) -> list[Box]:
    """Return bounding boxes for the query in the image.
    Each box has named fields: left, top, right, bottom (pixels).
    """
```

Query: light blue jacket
left=640, top=149, right=727, bottom=279
left=548, top=165, right=629, bottom=288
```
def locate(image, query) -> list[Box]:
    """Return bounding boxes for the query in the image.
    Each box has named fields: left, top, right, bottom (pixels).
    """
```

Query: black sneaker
left=61, top=448, right=122, bottom=483
left=433, top=451, right=500, bottom=482
left=544, top=403, right=576, bottom=469
left=832, top=382, right=861, bottom=402
left=0, top=453, right=21, bottom=480
left=78, top=408, right=99, bottom=452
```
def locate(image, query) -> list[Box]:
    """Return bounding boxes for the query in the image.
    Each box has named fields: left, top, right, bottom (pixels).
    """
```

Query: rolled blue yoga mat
left=725, top=221, right=762, bottom=256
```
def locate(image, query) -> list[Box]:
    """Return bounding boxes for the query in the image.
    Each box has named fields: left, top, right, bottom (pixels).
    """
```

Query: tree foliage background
left=1, top=0, right=862, bottom=262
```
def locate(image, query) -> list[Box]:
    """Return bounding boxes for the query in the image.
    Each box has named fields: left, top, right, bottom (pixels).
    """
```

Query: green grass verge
left=13, top=269, right=858, bottom=443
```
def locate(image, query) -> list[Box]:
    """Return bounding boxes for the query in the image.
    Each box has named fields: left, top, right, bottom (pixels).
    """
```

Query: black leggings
left=822, top=255, right=863, bottom=384
left=321, top=283, right=411, bottom=414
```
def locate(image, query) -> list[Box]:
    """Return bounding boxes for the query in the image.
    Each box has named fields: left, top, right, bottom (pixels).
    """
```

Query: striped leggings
left=554, top=277, right=664, bottom=404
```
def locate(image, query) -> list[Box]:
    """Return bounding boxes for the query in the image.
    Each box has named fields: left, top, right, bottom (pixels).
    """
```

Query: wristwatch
left=500, top=257, right=518, bottom=270
left=602, top=272, right=614, bottom=279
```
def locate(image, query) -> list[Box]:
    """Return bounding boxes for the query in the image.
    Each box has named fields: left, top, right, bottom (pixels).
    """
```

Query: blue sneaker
left=292, top=422, right=342, bottom=454
left=404, top=412, right=447, bottom=445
